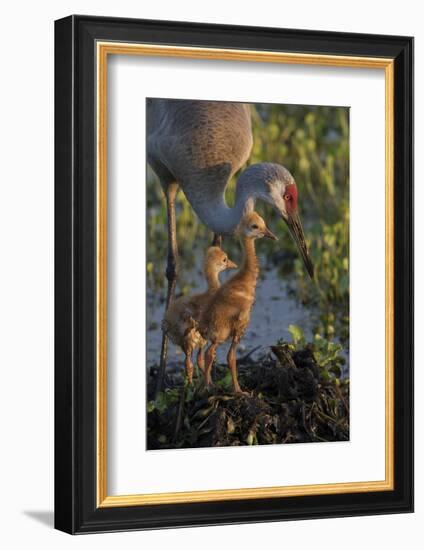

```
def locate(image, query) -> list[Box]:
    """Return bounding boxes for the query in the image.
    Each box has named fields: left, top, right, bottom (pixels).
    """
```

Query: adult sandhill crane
left=147, top=99, right=313, bottom=393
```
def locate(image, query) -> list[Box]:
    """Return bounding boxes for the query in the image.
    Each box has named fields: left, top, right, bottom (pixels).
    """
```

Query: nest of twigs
left=147, top=344, right=349, bottom=450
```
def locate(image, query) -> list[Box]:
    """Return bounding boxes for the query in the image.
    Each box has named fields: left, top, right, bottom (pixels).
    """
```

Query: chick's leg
left=196, top=346, right=205, bottom=374
left=204, top=343, right=218, bottom=386
left=227, top=338, right=243, bottom=394
left=183, top=337, right=194, bottom=384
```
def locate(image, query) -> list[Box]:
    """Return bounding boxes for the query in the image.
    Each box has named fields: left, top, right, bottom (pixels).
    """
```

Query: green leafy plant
left=288, top=323, right=306, bottom=348
left=287, top=324, right=345, bottom=382
left=147, top=388, right=180, bottom=414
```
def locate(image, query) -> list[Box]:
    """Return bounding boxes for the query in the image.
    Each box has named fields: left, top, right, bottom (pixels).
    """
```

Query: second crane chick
left=162, top=246, right=237, bottom=384
left=199, top=212, right=277, bottom=394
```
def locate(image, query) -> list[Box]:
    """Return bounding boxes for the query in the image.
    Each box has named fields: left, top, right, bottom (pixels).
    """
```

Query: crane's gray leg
left=155, top=183, right=179, bottom=396
left=212, top=234, right=222, bottom=248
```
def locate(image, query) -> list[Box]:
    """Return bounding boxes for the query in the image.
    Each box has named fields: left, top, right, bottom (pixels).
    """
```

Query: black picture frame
left=55, top=15, right=414, bottom=534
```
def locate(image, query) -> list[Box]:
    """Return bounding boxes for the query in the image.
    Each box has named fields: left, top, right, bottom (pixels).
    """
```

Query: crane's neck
left=184, top=168, right=265, bottom=235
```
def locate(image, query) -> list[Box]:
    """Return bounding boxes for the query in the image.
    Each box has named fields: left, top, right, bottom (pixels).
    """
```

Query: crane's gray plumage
left=147, top=99, right=313, bottom=393
left=147, top=100, right=299, bottom=234
left=147, top=99, right=253, bottom=188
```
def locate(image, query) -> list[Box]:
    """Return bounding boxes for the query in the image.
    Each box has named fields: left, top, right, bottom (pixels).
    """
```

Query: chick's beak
left=263, top=227, right=278, bottom=241
left=285, top=210, right=314, bottom=279
left=227, top=259, right=238, bottom=269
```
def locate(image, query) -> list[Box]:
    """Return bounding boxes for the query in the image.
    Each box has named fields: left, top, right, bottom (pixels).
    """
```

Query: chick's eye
left=223, top=257, right=227, bottom=262
left=251, top=224, right=259, bottom=229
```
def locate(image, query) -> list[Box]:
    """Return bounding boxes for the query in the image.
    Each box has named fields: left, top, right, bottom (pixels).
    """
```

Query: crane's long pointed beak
left=285, top=211, right=314, bottom=279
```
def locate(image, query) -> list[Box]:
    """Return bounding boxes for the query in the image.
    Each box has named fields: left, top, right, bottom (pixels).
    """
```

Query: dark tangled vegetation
left=147, top=327, right=349, bottom=449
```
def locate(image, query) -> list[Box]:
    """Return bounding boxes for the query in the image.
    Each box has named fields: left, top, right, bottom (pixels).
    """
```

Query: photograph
left=146, top=98, right=350, bottom=450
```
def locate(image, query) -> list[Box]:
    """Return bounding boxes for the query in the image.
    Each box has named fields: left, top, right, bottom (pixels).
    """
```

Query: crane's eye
left=223, top=257, right=227, bottom=262
left=251, top=224, right=259, bottom=229
left=284, top=194, right=291, bottom=201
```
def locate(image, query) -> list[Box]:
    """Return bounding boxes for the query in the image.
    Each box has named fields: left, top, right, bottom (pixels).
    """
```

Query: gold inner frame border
left=96, top=42, right=394, bottom=508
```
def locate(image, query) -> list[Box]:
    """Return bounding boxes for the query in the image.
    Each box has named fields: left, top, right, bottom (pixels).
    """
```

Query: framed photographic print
left=54, top=15, right=414, bottom=533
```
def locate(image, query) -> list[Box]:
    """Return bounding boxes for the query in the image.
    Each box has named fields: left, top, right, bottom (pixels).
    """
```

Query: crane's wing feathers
left=147, top=100, right=253, bottom=195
